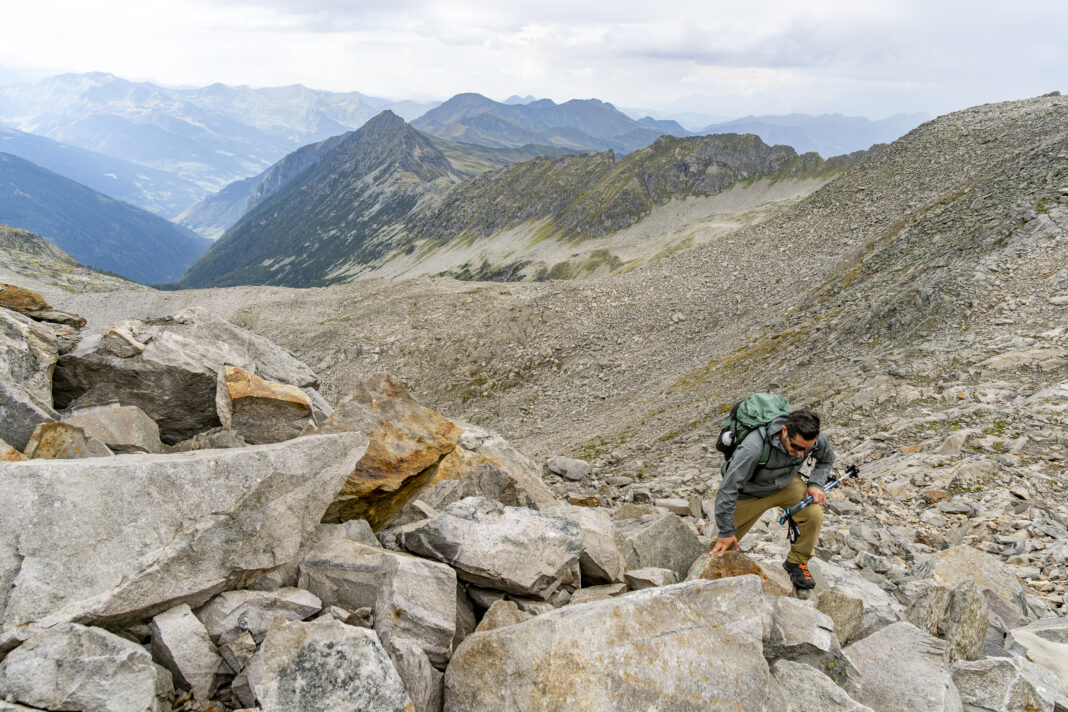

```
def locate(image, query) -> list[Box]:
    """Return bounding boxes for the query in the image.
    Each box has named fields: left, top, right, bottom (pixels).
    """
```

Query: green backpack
left=715, top=393, right=792, bottom=476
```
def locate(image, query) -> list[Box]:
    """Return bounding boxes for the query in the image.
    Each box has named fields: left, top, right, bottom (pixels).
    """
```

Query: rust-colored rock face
left=696, top=550, right=790, bottom=597
left=23, top=422, right=113, bottom=460
left=218, top=365, right=313, bottom=445
left=311, top=374, right=461, bottom=528
left=1, top=437, right=26, bottom=461
left=0, top=283, right=50, bottom=313
left=430, top=446, right=496, bottom=484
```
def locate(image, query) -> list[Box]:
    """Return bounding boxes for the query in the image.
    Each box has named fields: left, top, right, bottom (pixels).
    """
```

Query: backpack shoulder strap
left=757, top=425, right=774, bottom=467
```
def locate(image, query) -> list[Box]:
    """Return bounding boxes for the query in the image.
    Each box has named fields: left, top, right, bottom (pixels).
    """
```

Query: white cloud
left=0, top=0, right=1064, bottom=117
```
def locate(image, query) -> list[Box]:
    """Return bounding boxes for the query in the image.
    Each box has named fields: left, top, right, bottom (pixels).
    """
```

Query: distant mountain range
left=0, top=152, right=211, bottom=284
left=700, top=113, right=929, bottom=157
left=411, top=93, right=666, bottom=154
left=179, top=111, right=875, bottom=289
left=0, top=126, right=203, bottom=217
left=0, top=72, right=440, bottom=195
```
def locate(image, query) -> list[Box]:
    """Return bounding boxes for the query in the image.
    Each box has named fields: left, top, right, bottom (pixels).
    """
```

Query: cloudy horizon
left=1, top=0, right=1064, bottom=121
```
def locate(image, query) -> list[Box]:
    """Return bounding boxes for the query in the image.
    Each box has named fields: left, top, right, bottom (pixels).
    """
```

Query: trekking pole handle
left=779, top=465, right=859, bottom=524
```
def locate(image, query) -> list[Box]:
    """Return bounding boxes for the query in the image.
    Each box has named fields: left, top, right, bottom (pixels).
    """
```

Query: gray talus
left=0, top=432, right=366, bottom=646
left=444, top=576, right=772, bottom=712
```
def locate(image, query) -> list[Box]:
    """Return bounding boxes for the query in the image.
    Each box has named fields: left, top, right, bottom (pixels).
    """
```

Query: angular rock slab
left=400, top=497, right=583, bottom=600
left=247, top=617, right=413, bottom=712
left=195, top=587, right=322, bottom=645
left=0, top=432, right=367, bottom=643
left=0, top=306, right=58, bottom=406
left=439, top=424, right=558, bottom=509
left=310, top=374, right=461, bottom=527
left=0, top=622, right=173, bottom=712
left=391, top=642, right=444, bottom=712
left=952, top=655, right=1068, bottom=712
left=544, top=503, right=626, bottom=584
left=763, top=597, right=855, bottom=687
left=845, top=621, right=963, bottom=712
left=217, top=365, right=313, bottom=445
left=23, top=421, right=113, bottom=459
left=616, top=512, right=706, bottom=581
left=63, top=404, right=164, bottom=454
left=53, top=308, right=318, bottom=444
left=445, top=577, right=771, bottom=712
left=913, top=544, right=1027, bottom=615
left=0, top=436, right=26, bottom=461
left=298, top=540, right=457, bottom=667
left=771, top=660, right=874, bottom=712
left=150, top=603, right=222, bottom=700
left=1006, top=619, right=1068, bottom=688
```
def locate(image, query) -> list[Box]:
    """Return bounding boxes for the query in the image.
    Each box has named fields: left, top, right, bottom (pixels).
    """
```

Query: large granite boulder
left=616, top=512, right=706, bottom=581
left=543, top=503, right=626, bottom=584
left=952, top=655, right=1068, bottom=712
left=52, top=308, right=318, bottom=444
left=0, top=432, right=367, bottom=649
left=845, top=621, right=963, bottom=712
left=246, top=617, right=413, bottom=712
left=216, top=365, right=314, bottom=444
left=445, top=577, right=772, bottom=712
left=770, top=660, right=874, bottom=712
left=0, top=622, right=173, bottom=712
left=0, top=308, right=59, bottom=450
left=63, top=404, right=164, bottom=454
left=400, top=497, right=583, bottom=600
left=299, top=539, right=457, bottom=667
left=309, top=374, right=462, bottom=527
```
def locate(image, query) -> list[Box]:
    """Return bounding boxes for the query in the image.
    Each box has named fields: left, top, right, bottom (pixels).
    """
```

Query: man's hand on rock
left=711, top=536, right=738, bottom=557
left=806, top=485, right=826, bottom=506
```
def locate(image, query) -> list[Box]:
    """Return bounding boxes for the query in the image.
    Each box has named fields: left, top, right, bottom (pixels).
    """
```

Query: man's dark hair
left=785, top=409, right=820, bottom=440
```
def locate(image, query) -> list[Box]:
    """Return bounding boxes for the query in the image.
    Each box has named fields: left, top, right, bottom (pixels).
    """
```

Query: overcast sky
left=1, top=0, right=1065, bottom=121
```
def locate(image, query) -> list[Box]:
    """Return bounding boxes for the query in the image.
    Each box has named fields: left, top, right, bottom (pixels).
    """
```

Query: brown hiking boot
left=782, top=560, right=816, bottom=589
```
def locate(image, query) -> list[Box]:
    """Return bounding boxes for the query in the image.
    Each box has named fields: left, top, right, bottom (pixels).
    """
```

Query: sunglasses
left=787, top=438, right=815, bottom=455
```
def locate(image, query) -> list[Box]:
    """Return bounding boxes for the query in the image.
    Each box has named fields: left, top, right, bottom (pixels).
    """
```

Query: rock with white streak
left=298, top=539, right=457, bottom=667
left=1005, top=619, right=1068, bottom=688
left=444, top=577, right=771, bottom=712
left=615, top=512, right=706, bottom=581
left=62, top=404, right=164, bottom=454
left=770, top=660, right=874, bottom=712
left=845, top=621, right=963, bottom=712
left=400, top=497, right=583, bottom=600
left=952, top=655, right=1068, bottom=712
left=0, top=622, right=173, bottom=712
left=0, top=433, right=366, bottom=646
left=195, top=588, right=323, bottom=645
left=544, top=503, right=626, bottom=584
left=150, top=603, right=223, bottom=700
left=52, top=308, right=318, bottom=444
left=246, top=617, right=413, bottom=712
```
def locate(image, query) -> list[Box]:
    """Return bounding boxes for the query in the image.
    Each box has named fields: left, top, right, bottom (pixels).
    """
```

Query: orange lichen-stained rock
left=217, top=365, right=312, bottom=445
left=1, top=436, right=27, bottom=461
left=309, top=374, right=461, bottom=529
left=0, top=283, right=50, bottom=313
left=23, top=422, right=113, bottom=460
left=695, top=550, right=791, bottom=597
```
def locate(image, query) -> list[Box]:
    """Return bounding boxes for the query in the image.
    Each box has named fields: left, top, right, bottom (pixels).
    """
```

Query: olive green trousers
left=734, top=475, right=823, bottom=564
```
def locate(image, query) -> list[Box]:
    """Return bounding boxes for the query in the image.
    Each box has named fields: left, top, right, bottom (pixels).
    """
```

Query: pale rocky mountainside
left=60, top=94, right=1068, bottom=608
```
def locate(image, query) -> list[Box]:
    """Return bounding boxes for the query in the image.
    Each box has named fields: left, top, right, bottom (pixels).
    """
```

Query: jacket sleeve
left=806, top=434, right=837, bottom=489
left=714, top=432, right=763, bottom=538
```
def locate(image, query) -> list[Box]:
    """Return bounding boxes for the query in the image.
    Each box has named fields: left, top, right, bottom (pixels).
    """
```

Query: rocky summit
left=0, top=94, right=1066, bottom=711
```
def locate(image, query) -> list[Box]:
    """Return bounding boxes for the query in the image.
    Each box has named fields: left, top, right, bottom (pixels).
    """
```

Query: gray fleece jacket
left=714, top=415, right=836, bottom=538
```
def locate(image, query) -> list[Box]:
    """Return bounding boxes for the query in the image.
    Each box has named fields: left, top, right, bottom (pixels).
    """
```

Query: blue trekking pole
left=779, top=465, right=859, bottom=542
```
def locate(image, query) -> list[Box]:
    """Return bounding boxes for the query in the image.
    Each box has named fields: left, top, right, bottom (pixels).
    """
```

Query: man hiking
left=710, top=408, right=835, bottom=589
